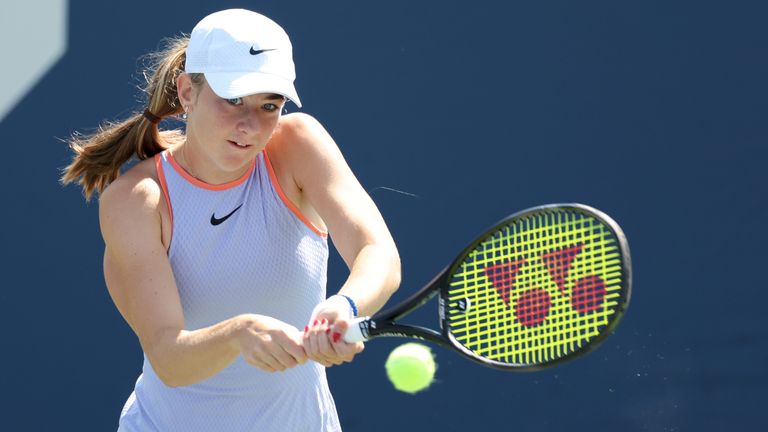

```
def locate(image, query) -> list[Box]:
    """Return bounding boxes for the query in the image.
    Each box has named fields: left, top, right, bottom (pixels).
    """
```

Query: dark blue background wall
left=1, top=0, right=766, bottom=430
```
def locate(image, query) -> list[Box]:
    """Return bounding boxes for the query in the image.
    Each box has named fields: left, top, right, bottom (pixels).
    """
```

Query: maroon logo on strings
left=483, top=244, right=606, bottom=327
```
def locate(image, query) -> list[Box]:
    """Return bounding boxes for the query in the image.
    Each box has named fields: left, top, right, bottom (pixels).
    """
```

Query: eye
left=263, top=103, right=280, bottom=112
left=226, top=97, right=243, bottom=106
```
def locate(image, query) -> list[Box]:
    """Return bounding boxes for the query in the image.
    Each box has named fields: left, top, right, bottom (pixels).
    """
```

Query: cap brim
left=205, top=72, right=302, bottom=108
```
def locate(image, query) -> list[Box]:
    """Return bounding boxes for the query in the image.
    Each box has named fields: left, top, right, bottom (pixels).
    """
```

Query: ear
left=176, top=73, right=196, bottom=111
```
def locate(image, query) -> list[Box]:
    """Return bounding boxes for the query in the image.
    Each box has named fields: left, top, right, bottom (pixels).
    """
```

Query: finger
left=331, top=326, right=364, bottom=362
left=285, top=332, right=308, bottom=364
left=273, top=346, right=301, bottom=370
left=264, top=350, right=291, bottom=372
left=315, top=328, right=339, bottom=362
left=304, top=329, right=332, bottom=365
left=307, top=333, right=335, bottom=365
left=303, top=323, right=320, bottom=356
left=332, top=319, right=350, bottom=334
left=244, top=356, right=273, bottom=372
left=270, top=332, right=306, bottom=369
left=243, top=353, right=277, bottom=373
left=304, top=335, right=332, bottom=367
left=311, top=319, right=338, bottom=364
left=330, top=338, right=356, bottom=363
left=304, top=319, right=322, bottom=339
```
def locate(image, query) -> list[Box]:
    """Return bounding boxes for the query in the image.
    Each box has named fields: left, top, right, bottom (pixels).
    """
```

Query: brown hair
left=60, top=36, right=203, bottom=200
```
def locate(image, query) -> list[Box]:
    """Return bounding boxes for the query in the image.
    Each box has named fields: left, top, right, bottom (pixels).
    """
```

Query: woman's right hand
left=235, top=314, right=308, bottom=373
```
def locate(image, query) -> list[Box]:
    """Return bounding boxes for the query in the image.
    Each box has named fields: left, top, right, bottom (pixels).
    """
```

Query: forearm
left=144, top=314, right=251, bottom=387
left=337, top=243, right=401, bottom=317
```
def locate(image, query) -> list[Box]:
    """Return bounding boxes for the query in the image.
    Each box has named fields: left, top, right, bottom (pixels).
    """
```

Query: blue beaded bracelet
left=338, top=294, right=358, bottom=317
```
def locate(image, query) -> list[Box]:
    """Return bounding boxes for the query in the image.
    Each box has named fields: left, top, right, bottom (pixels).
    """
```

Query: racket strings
left=445, top=209, right=625, bottom=366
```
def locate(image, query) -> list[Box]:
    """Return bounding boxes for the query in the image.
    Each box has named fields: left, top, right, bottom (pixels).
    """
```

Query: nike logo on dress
left=210, top=204, right=243, bottom=226
left=249, top=47, right=275, bottom=55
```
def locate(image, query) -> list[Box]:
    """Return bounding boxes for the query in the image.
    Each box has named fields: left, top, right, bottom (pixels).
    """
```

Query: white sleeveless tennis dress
left=117, top=150, right=340, bottom=432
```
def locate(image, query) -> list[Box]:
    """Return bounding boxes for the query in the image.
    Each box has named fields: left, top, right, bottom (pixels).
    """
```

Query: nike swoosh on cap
left=249, top=47, right=276, bottom=55
left=210, top=204, right=244, bottom=226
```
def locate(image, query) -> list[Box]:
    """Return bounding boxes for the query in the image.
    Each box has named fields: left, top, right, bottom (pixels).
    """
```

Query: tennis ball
left=385, top=342, right=436, bottom=394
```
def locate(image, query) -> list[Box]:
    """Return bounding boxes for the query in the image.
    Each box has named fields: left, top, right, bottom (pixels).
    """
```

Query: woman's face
left=178, top=74, right=286, bottom=180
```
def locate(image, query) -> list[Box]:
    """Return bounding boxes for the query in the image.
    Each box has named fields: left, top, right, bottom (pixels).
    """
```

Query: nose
left=237, top=111, right=261, bottom=135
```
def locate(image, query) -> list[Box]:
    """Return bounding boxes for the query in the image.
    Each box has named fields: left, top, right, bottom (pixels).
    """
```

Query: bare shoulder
left=276, top=112, right=324, bottom=136
left=270, top=112, right=336, bottom=154
left=99, top=157, right=164, bottom=239
left=101, top=159, right=162, bottom=211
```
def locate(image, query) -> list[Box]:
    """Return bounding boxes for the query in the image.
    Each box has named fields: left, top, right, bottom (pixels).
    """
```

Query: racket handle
left=343, top=317, right=372, bottom=343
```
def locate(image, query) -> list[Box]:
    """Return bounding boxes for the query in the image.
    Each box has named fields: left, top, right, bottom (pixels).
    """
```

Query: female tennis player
left=61, top=9, right=400, bottom=432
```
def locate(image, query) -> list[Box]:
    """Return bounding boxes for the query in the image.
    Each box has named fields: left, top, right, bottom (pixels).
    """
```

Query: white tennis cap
left=185, top=9, right=301, bottom=107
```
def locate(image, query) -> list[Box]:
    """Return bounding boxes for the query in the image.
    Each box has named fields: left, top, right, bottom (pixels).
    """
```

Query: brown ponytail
left=61, top=36, right=193, bottom=200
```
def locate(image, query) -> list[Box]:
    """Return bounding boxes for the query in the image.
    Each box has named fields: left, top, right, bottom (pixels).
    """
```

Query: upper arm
left=274, top=113, right=398, bottom=267
left=99, top=174, right=184, bottom=356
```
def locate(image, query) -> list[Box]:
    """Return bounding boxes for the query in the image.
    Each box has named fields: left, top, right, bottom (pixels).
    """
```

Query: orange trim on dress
left=155, top=153, right=174, bottom=248
left=263, top=150, right=328, bottom=238
left=166, top=151, right=255, bottom=191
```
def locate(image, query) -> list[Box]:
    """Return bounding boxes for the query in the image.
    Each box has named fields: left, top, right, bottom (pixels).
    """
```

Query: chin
left=218, top=149, right=257, bottom=171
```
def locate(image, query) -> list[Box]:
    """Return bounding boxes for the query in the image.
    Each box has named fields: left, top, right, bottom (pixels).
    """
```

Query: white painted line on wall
left=0, top=0, right=68, bottom=122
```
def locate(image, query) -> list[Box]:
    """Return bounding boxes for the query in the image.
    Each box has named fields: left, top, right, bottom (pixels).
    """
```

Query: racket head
left=438, top=203, right=631, bottom=370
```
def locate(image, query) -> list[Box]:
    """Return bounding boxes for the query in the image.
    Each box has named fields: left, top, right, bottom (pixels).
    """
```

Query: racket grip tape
left=343, top=317, right=372, bottom=343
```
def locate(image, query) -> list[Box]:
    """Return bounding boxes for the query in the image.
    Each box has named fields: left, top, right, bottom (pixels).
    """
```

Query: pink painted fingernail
left=304, top=325, right=308, bottom=333
left=325, top=328, right=331, bottom=334
left=321, top=318, right=327, bottom=325
left=313, top=320, right=319, bottom=326
left=332, top=332, right=341, bottom=343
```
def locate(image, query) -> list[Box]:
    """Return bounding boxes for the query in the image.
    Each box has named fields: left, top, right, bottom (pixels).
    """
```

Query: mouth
left=227, top=140, right=252, bottom=149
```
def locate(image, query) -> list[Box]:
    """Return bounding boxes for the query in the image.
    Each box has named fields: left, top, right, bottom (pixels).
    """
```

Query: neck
left=176, top=143, right=203, bottom=181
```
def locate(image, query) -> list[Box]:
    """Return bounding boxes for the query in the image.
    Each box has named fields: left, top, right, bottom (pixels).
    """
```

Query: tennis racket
left=343, top=203, right=631, bottom=371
